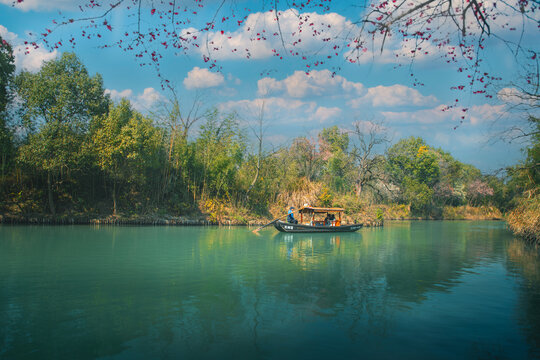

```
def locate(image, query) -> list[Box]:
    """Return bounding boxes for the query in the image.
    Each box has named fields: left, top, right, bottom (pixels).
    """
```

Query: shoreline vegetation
left=0, top=53, right=538, bottom=243
left=0, top=204, right=502, bottom=227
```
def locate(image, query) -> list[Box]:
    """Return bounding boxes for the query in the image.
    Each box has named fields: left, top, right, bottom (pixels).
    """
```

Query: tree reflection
left=0, top=222, right=536, bottom=359
left=506, top=239, right=540, bottom=358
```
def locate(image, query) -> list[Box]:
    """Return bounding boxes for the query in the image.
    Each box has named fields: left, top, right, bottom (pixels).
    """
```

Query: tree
left=15, top=53, right=109, bottom=215
left=0, top=36, right=15, bottom=186
left=192, top=109, right=245, bottom=200
left=0, top=36, right=15, bottom=114
left=91, top=99, right=163, bottom=215
left=319, top=126, right=350, bottom=192
left=349, top=121, right=388, bottom=198
left=290, top=136, right=321, bottom=181
left=386, top=137, right=440, bottom=210
left=245, top=99, right=268, bottom=199
left=153, top=89, right=205, bottom=204
left=466, top=179, right=494, bottom=206
left=508, top=116, right=540, bottom=197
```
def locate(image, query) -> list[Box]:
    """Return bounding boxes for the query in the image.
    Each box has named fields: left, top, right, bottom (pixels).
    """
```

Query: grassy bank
left=506, top=196, right=540, bottom=244
left=0, top=202, right=503, bottom=227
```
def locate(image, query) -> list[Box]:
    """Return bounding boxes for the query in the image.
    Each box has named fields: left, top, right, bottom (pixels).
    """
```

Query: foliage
left=507, top=197, right=540, bottom=243
left=14, top=53, right=109, bottom=214
left=15, top=52, right=109, bottom=131
left=0, top=52, right=531, bottom=222
left=0, top=36, right=15, bottom=186
left=91, top=99, right=163, bottom=214
left=507, top=116, right=540, bottom=243
left=0, top=35, right=15, bottom=114
left=319, top=126, right=350, bottom=192
left=317, top=186, right=333, bottom=207
left=466, top=179, right=494, bottom=206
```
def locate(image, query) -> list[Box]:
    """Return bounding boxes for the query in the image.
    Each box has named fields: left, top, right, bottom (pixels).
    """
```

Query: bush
left=507, top=196, right=540, bottom=243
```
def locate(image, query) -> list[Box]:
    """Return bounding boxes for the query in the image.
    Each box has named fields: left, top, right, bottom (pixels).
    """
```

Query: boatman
left=287, top=207, right=298, bottom=224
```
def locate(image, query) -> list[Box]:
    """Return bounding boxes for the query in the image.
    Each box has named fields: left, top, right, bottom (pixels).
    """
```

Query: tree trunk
left=355, top=181, right=362, bottom=197
left=246, top=143, right=261, bottom=198
left=112, top=180, right=117, bottom=216
left=47, top=171, right=56, bottom=215
left=1, top=153, right=5, bottom=189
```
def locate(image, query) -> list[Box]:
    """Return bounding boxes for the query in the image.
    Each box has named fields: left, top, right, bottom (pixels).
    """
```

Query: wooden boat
left=274, top=206, right=363, bottom=233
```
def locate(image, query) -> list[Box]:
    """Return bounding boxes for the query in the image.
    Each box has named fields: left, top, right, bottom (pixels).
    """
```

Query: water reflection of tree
left=0, top=223, right=529, bottom=358
left=506, top=239, right=540, bottom=358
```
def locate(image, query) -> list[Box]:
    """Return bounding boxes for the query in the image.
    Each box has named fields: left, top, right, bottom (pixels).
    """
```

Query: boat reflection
left=278, top=232, right=354, bottom=262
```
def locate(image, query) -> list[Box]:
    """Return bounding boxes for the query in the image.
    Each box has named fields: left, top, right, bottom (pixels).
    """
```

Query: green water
left=1, top=221, right=539, bottom=359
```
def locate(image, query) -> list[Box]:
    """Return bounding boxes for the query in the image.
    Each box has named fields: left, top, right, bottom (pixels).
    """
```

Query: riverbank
left=506, top=196, right=540, bottom=245
left=0, top=205, right=503, bottom=227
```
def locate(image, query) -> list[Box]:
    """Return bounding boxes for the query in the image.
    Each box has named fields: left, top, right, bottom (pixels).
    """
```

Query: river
left=1, top=221, right=539, bottom=359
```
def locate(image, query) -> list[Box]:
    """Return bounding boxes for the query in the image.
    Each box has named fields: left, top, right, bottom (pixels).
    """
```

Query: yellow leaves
left=416, top=145, right=429, bottom=158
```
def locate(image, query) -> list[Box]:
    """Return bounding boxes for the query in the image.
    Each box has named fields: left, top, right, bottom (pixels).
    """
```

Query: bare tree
left=152, top=88, right=205, bottom=202
left=246, top=100, right=262, bottom=197
left=349, top=121, right=389, bottom=198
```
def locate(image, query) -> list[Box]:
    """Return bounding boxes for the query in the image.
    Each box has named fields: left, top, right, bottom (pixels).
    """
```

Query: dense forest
left=0, top=41, right=538, bottom=238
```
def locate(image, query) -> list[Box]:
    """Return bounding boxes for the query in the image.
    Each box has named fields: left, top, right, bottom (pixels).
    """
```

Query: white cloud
left=381, top=103, right=506, bottom=126
left=258, top=70, right=364, bottom=98
left=257, top=77, right=284, bottom=96
left=0, top=25, right=57, bottom=72
left=219, top=97, right=317, bottom=125
left=105, top=87, right=165, bottom=112
left=0, top=0, right=81, bottom=11
left=136, top=88, right=164, bottom=110
left=183, top=67, right=225, bottom=90
left=350, top=84, right=437, bottom=108
left=496, top=87, right=538, bottom=107
left=468, top=104, right=506, bottom=125
left=182, top=9, right=355, bottom=61
left=313, top=106, right=341, bottom=123
left=105, top=89, right=133, bottom=101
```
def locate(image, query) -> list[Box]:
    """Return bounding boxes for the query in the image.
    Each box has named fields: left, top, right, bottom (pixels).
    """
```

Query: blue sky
left=1, top=0, right=538, bottom=172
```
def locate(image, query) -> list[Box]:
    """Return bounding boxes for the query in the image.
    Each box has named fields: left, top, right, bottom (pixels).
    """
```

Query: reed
left=506, top=196, right=540, bottom=244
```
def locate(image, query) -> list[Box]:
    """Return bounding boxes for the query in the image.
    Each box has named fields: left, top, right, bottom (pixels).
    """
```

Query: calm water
left=1, top=221, right=539, bottom=359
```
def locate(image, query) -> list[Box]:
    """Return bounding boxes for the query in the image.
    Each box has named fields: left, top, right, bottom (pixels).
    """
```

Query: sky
left=0, top=0, right=538, bottom=173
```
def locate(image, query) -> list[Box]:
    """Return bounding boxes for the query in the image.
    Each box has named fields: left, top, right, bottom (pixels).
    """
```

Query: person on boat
left=324, top=213, right=331, bottom=226
left=287, top=207, right=298, bottom=224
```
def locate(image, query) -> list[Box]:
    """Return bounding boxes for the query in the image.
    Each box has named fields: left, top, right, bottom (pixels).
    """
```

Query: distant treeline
left=0, top=46, right=538, bottom=231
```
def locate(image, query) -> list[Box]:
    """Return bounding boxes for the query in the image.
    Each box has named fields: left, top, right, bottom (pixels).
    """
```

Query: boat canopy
left=299, top=206, right=345, bottom=214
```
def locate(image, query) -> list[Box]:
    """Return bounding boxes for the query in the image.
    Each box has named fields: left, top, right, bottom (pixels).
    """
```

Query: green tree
left=386, top=137, right=440, bottom=211
left=0, top=36, right=15, bottom=113
left=191, top=109, right=245, bottom=200
left=91, top=99, right=163, bottom=215
left=319, top=126, right=350, bottom=192
left=0, top=36, right=15, bottom=186
left=15, top=53, right=109, bottom=215
left=290, top=137, right=321, bottom=181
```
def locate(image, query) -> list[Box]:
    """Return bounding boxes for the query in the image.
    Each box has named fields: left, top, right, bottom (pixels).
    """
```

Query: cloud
left=183, top=67, right=225, bottom=90
left=381, top=103, right=506, bottom=125
left=105, top=87, right=165, bottom=112
left=0, top=0, right=81, bottom=11
left=313, top=106, right=341, bottom=123
left=219, top=97, right=317, bottom=125
left=496, top=87, right=538, bottom=107
left=350, top=84, right=437, bottom=108
left=258, top=70, right=364, bottom=98
left=105, top=88, right=133, bottom=101
left=182, top=9, right=355, bottom=61
left=0, top=25, right=57, bottom=72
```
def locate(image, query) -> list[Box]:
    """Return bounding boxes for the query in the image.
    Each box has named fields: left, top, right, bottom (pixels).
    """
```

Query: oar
left=252, top=211, right=296, bottom=233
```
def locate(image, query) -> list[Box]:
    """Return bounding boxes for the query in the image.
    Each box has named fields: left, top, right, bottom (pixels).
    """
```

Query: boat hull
left=273, top=220, right=362, bottom=233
